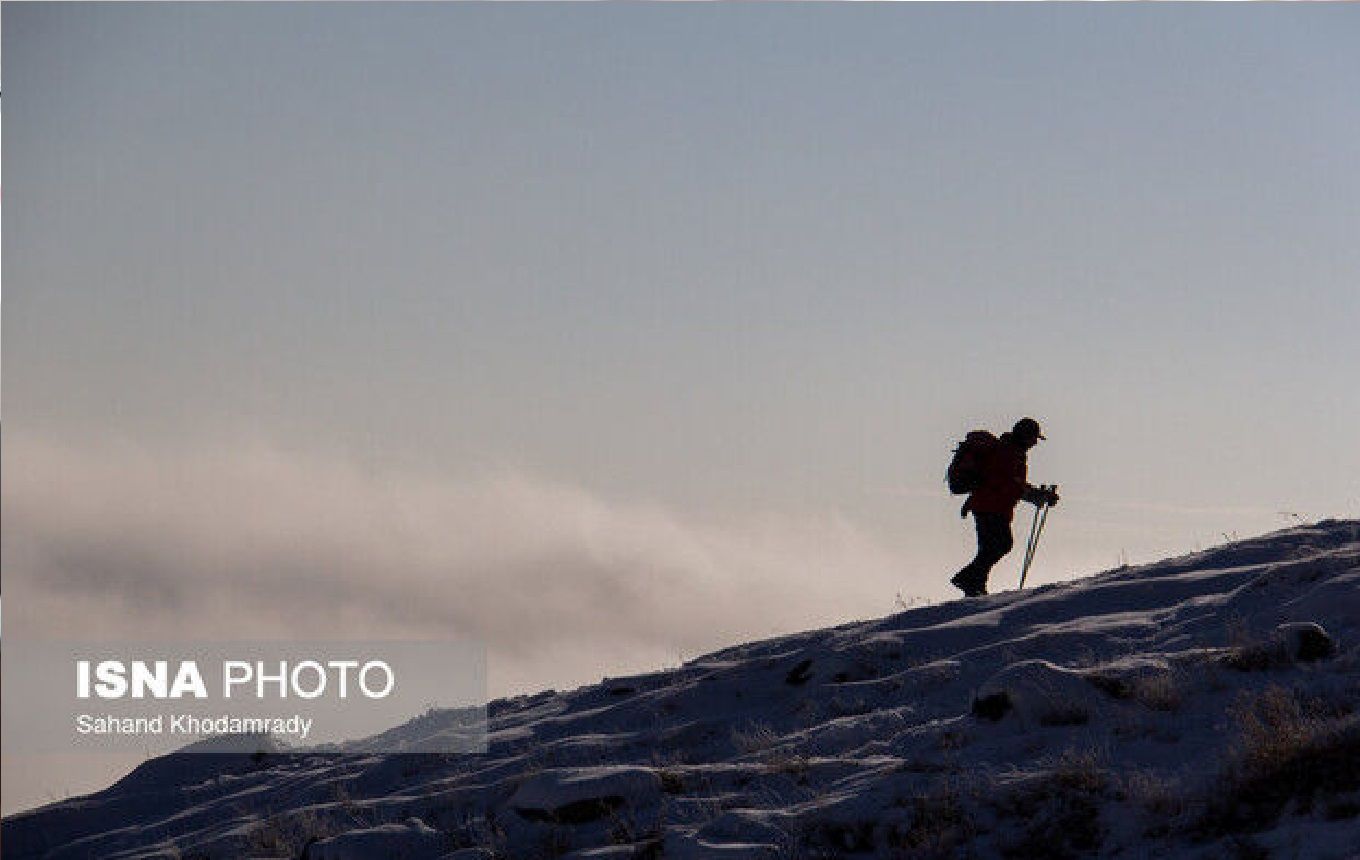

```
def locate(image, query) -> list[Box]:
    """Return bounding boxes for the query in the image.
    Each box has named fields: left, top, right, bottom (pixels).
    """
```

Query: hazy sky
left=4, top=3, right=1359, bottom=812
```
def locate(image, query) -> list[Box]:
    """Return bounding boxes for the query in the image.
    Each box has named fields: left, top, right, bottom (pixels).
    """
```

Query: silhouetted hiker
left=948, top=418, right=1058, bottom=597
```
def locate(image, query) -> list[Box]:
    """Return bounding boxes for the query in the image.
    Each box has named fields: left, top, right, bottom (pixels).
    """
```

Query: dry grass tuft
left=1201, top=685, right=1360, bottom=834
left=730, top=721, right=781, bottom=755
left=1129, top=672, right=1183, bottom=712
left=999, top=748, right=1108, bottom=858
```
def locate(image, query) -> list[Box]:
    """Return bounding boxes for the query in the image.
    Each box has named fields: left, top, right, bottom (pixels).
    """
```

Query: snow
left=307, top=820, right=447, bottom=860
left=5, top=520, right=1360, bottom=858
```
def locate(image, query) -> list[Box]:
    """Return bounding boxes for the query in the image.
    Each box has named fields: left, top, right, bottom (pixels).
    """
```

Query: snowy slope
left=6, top=521, right=1360, bottom=859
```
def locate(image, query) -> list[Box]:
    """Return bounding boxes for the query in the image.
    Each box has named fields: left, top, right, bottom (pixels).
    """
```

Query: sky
left=4, top=3, right=1360, bottom=813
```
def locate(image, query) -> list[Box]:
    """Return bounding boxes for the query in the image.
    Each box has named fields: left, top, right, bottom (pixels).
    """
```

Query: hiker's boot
left=951, top=571, right=986, bottom=597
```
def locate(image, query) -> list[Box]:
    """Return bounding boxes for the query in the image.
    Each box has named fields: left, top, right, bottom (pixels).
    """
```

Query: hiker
left=950, top=418, right=1058, bottom=597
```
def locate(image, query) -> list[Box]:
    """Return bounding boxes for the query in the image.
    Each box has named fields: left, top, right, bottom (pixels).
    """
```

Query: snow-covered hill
left=6, top=521, right=1360, bottom=859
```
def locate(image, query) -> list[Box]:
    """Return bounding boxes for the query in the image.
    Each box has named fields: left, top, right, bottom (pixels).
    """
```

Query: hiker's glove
left=1023, top=486, right=1060, bottom=507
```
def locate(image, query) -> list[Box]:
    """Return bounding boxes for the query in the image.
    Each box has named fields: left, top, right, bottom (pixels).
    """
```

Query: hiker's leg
left=969, top=513, right=1014, bottom=589
left=955, top=512, right=1009, bottom=589
left=953, top=535, right=983, bottom=587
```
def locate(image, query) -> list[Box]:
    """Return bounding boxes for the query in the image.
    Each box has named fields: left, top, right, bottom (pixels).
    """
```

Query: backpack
left=946, top=430, right=998, bottom=495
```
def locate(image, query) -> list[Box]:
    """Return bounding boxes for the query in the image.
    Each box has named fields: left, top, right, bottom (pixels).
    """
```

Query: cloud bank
left=3, top=435, right=910, bottom=694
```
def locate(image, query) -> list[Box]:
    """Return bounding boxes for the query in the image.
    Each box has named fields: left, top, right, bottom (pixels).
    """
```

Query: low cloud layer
left=4, top=435, right=911, bottom=695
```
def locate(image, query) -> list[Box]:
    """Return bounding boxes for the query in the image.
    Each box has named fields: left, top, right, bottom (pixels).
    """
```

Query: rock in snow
left=5, top=520, right=1360, bottom=859
left=509, top=766, right=662, bottom=824
left=1276, top=621, right=1337, bottom=662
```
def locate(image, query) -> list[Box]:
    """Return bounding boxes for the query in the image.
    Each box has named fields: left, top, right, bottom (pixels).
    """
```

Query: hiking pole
left=1019, top=505, right=1043, bottom=588
left=1019, top=485, right=1056, bottom=589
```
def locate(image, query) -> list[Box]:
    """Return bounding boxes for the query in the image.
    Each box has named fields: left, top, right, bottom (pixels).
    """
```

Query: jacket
left=965, top=432, right=1033, bottom=521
